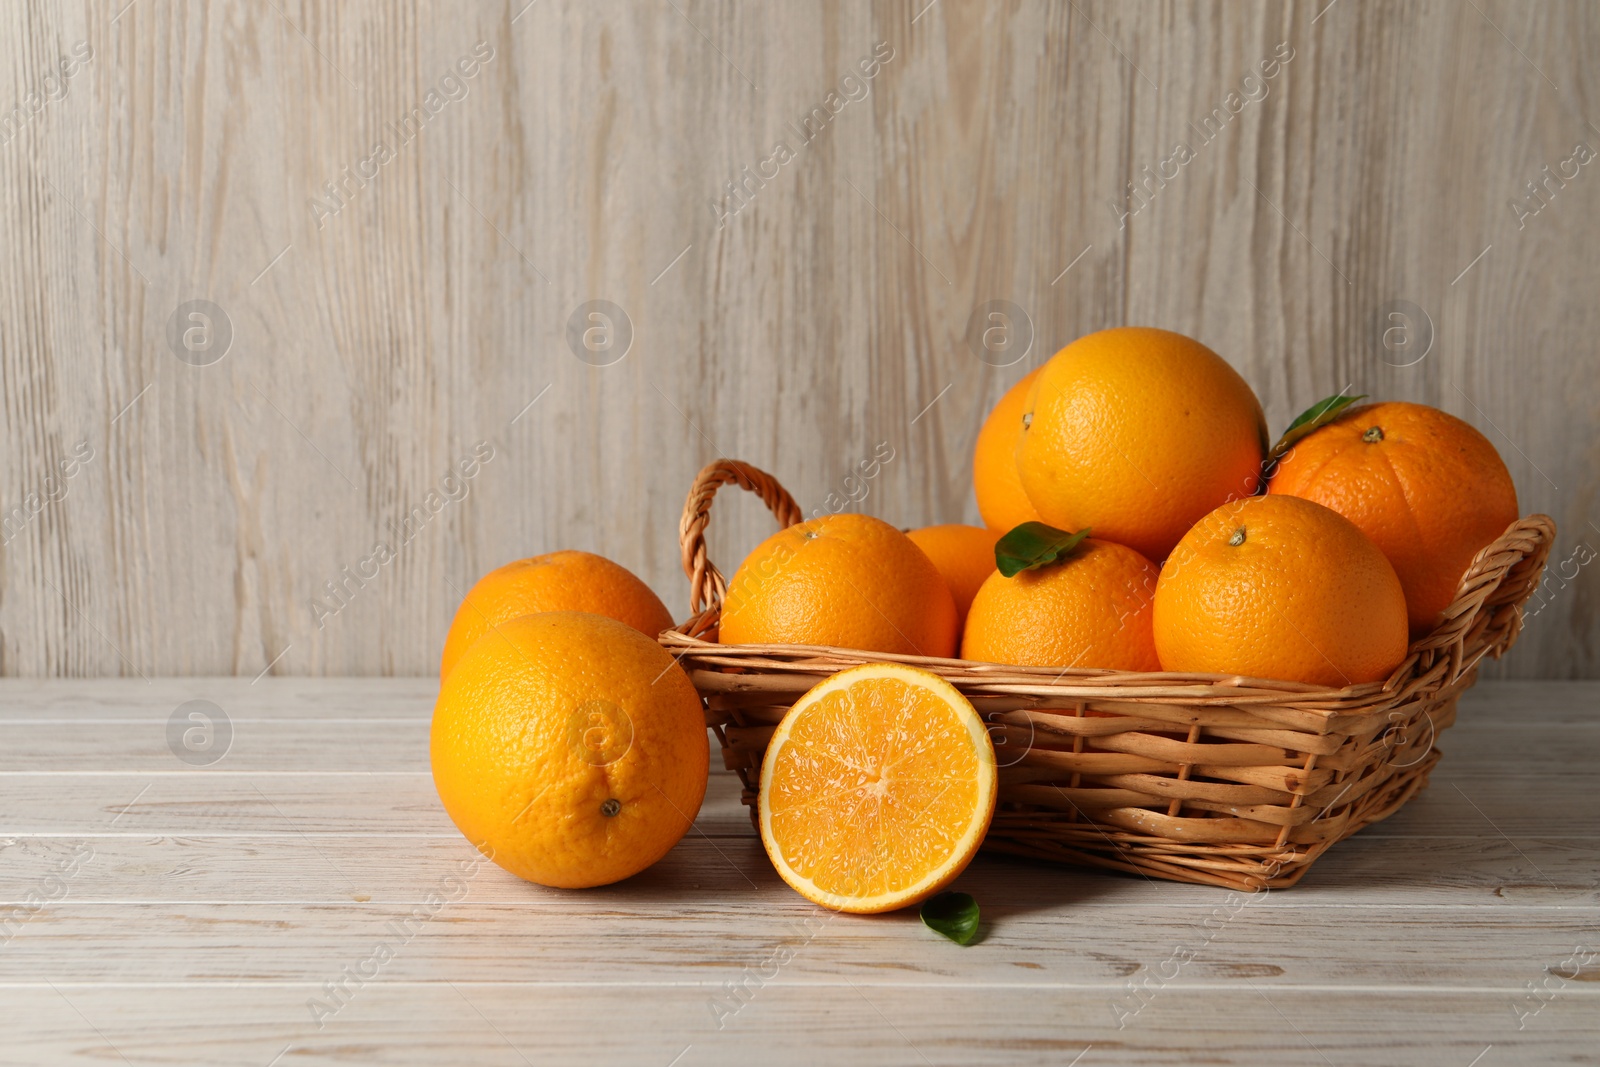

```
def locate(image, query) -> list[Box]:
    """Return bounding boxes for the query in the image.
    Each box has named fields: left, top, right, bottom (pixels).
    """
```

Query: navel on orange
left=1268, top=401, right=1519, bottom=635
left=759, top=663, right=997, bottom=913
left=1017, top=328, right=1268, bottom=562
left=1153, top=495, right=1410, bottom=687
left=719, top=513, right=959, bottom=657
left=973, top=368, right=1043, bottom=532
left=906, top=523, right=1000, bottom=627
left=962, top=537, right=1161, bottom=671
left=431, top=612, right=708, bottom=888
left=441, top=551, right=673, bottom=678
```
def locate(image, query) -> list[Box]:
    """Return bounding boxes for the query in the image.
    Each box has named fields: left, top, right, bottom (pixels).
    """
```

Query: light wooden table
left=1, top=679, right=1594, bottom=1065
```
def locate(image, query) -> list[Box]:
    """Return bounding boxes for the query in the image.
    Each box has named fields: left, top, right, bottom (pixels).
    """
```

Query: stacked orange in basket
left=430, top=327, right=1553, bottom=910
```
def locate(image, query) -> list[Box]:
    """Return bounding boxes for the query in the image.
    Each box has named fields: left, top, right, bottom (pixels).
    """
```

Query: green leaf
left=920, top=891, right=980, bottom=945
left=995, top=522, right=1091, bottom=578
left=1269, top=393, right=1367, bottom=464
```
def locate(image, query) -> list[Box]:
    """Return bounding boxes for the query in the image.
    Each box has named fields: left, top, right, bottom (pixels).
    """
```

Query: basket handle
left=678, top=460, right=803, bottom=621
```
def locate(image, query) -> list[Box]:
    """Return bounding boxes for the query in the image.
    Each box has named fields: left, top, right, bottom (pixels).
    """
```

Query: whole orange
left=430, top=612, right=708, bottom=889
left=441, top=551, right=673, bottom=678
left=1268, top=401, right=1519, bottom=635
left=906, top=523, right=1000, bottom=626
left=961, top=538, right=1161, bottom=670
left=1153, top=495, right=1409, bottom=687
left=973, top=368, right=1043, bottom=532
left=719, top=513, right=959, bottom=657
left=1017, top=328, right=1268, bottom=562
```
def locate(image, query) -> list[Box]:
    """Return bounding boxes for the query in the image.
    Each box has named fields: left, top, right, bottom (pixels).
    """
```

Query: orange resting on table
left=431, top=612, right=707, bottom=888
left=440, top=550, right=673, bottom=678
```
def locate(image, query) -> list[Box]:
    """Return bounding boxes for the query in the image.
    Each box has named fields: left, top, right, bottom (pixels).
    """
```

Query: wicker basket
left=661, top=459, right=1556, bottom=890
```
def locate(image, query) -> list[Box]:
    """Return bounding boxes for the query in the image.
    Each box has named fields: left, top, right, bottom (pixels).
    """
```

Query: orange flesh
left=760, top=666, right=996, bottom=912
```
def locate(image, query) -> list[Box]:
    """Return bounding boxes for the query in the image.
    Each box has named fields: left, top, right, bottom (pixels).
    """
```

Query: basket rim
left=662, top=628, right=1389, bottom=696
left=659, top=617, right=1507, bottom=701
left=668, top=458, right=1556, bottom=705
left=657, top=630, right=1470, bottom=732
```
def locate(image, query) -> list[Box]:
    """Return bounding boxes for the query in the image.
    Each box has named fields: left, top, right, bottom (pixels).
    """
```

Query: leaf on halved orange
left=757, top=663, right=997, bottom=914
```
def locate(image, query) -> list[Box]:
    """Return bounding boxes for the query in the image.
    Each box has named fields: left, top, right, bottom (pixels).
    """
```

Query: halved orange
left=758, top=663, right=998, bottom=914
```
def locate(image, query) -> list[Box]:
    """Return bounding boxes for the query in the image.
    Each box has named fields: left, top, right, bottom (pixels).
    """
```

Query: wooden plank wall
left=0, top=1, right=1594, bottom=678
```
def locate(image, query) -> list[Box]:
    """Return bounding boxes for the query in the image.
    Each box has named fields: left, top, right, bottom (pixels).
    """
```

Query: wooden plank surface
left=0, top=678, right=1596, bottom=1065
left=0, top=988, right=1592, bottom=1067
left=0, top=1, right=1596, bottom=680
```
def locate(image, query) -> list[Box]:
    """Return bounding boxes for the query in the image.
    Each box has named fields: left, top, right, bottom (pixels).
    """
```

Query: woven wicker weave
left=661, top=459, right=1556, bottom=890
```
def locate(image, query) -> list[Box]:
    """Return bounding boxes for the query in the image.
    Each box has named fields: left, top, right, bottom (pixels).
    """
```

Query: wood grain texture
left=0, top=2, right=1596, bottom=678
left=0, top=988, right=1591, bottom=1067
left=0, top=677, right=1596, bottom=1065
